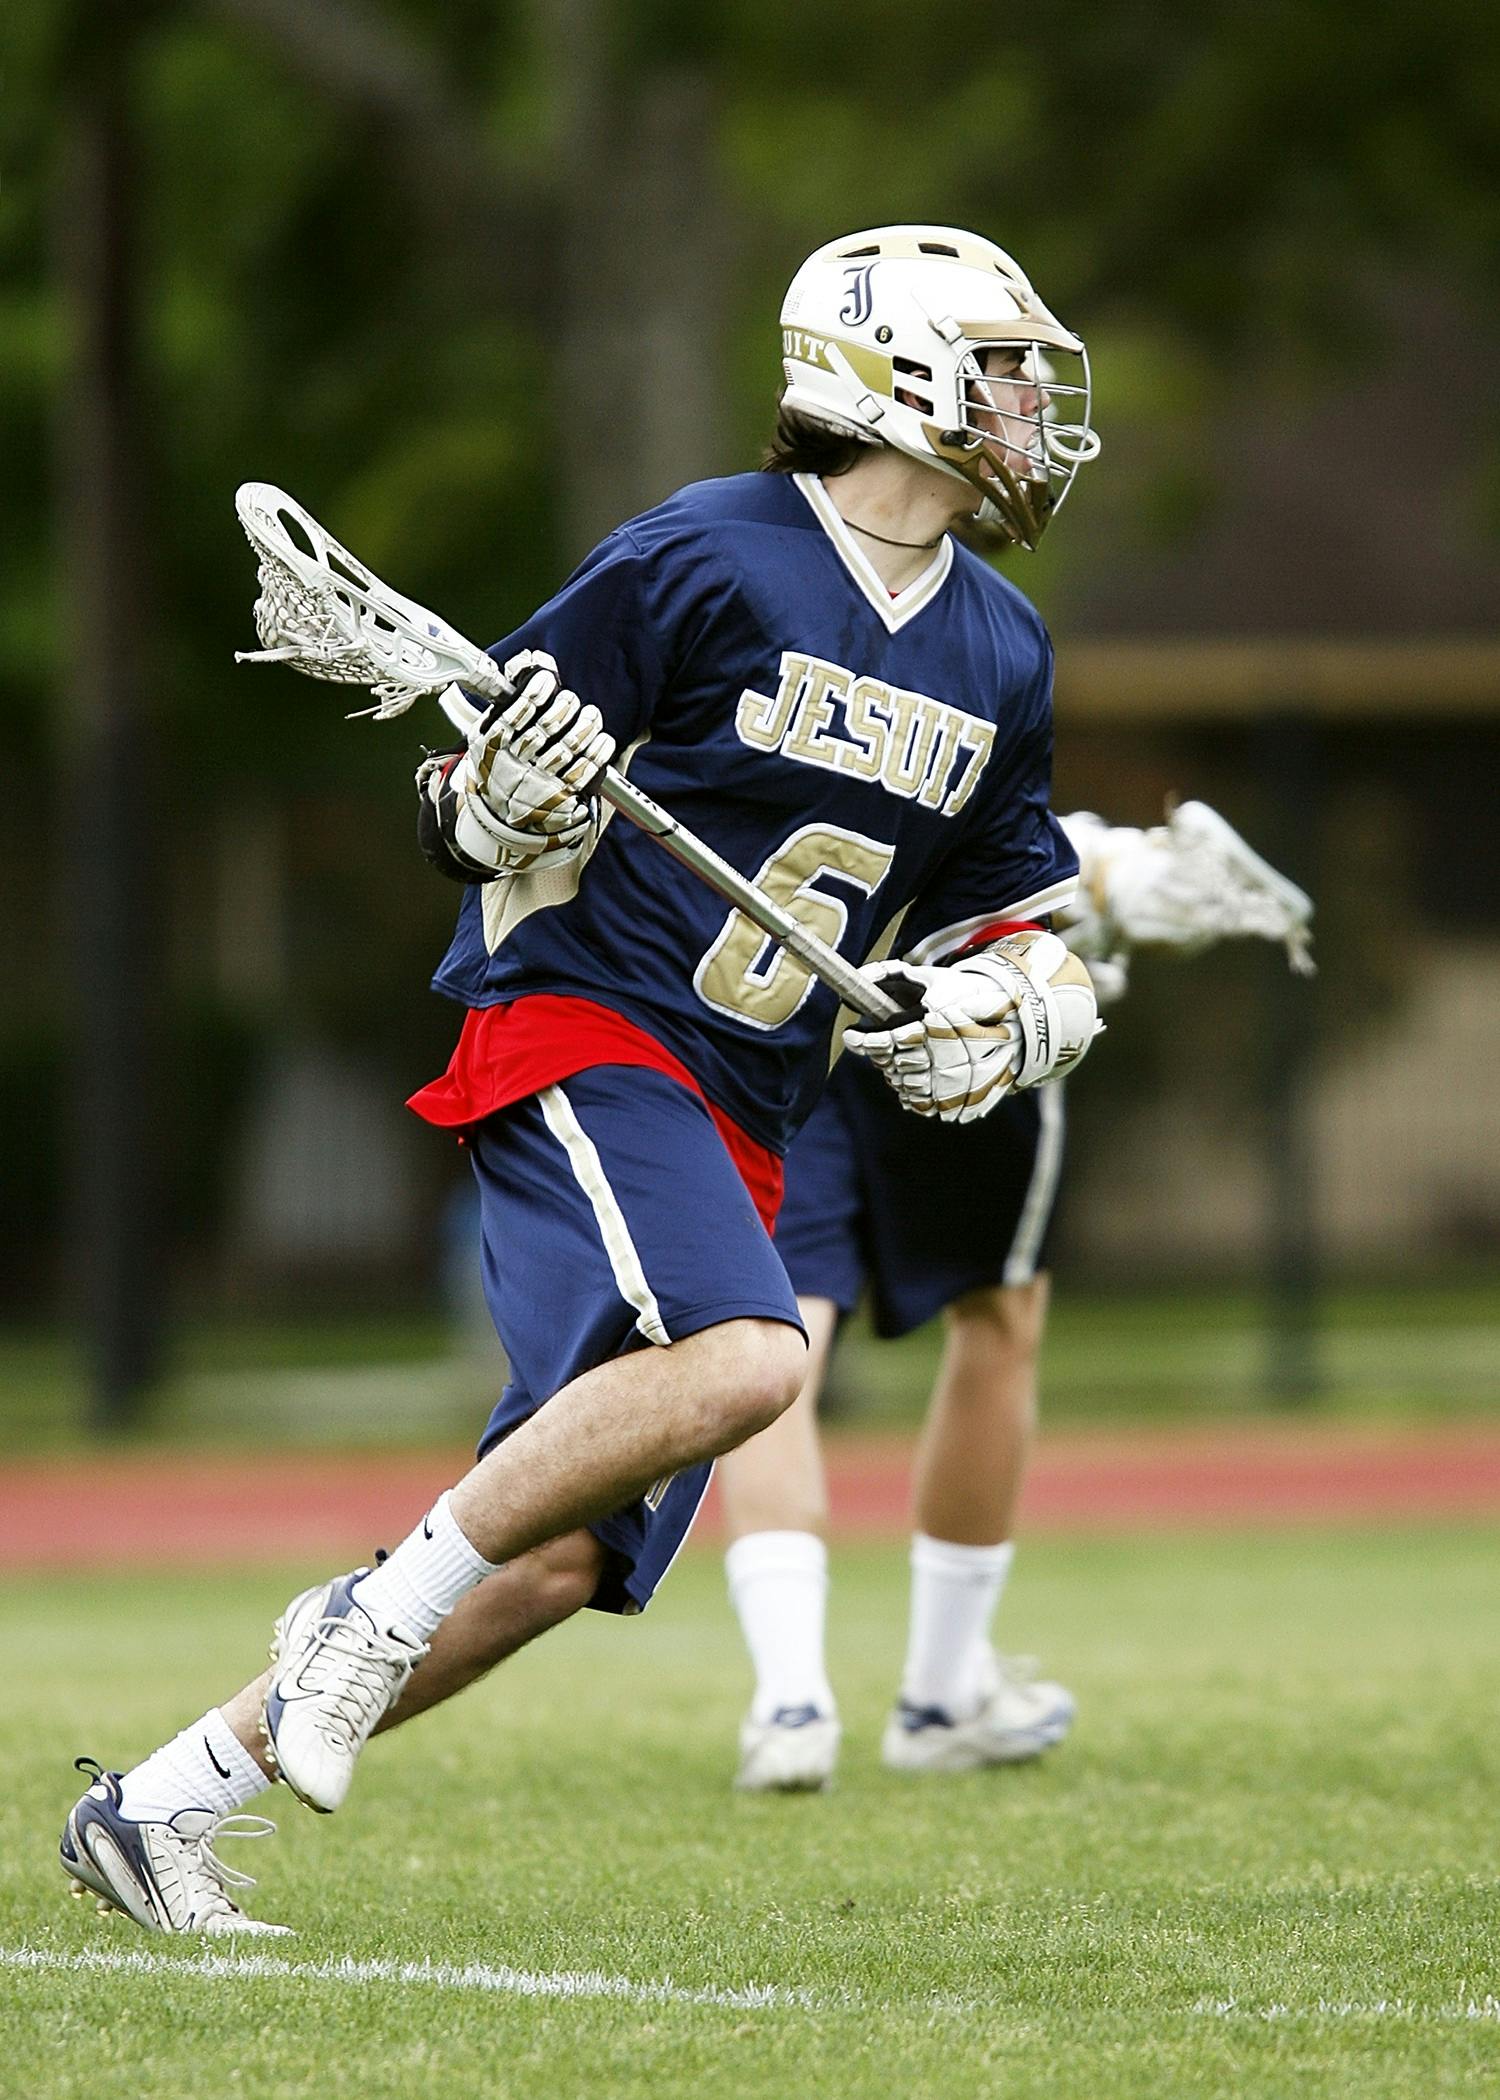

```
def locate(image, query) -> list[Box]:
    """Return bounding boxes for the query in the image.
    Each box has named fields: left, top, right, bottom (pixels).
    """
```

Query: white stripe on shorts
left=1001, top=1082, right=1066, bottom=1287
left=537, top=1084, right=673, bottom=1347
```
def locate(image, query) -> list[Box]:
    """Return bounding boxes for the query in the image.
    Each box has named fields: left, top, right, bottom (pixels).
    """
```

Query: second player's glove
left=843, top=931, right=1101, bottom=1123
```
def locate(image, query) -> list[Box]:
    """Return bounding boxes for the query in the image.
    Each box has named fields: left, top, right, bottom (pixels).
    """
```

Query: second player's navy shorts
left=468, top=1066, right=805, bottom=1613
left=776, top=1057, right=1066, bottom=1338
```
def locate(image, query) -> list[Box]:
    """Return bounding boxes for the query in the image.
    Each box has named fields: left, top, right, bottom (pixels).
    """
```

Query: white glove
left=463, top=648, right=616, bottom=858
left=415, top=651, right=617, bottom=880
left=416, top=747, right=595, bottom=879
left=1059, top=801, right=1314, bottom=974
left=843, top=931, right=1101, bottom=1123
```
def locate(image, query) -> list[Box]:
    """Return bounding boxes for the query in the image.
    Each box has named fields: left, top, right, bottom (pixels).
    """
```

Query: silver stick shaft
left=436, top=683, right=901, bottom=1024
left=598, top=771, right=901, bottom=1023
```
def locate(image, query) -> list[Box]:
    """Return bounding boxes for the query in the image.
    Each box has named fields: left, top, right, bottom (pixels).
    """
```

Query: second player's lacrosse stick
left=232, top=484, right=903, bottom=1025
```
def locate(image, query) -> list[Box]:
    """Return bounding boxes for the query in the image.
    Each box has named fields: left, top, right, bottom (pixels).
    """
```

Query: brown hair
left=760, top=399, right=872, bottom=478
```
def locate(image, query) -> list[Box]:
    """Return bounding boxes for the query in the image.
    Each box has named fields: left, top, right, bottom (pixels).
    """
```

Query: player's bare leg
left=64, top=1323, right=804, bottom=1929
left=444, top=1317, right=805, bottom=1564
left=720, top=1299, right=843, bottom=1789
left=209, top=1528, right=611, bottom=1764
left=373, top=1529, right=606, bottom=1726
left=108, top=1314, right=810, bottom=1812
left=911, top=1276, right=1049, bottom=1546
left=262, top=1316, right=806, bottom=1812
left=886, top=1275, right=1075, bottom=1770
left=720, top=1298, right=838, bottom=1540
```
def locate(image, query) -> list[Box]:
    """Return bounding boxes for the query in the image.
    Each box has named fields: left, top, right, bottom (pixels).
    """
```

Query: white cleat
left=60, top=1760, right=292, bottom=1935
left=261, top=1569, right=426, bottom=1814
left=735, top=1704, right=841, bottom=1793
left=882, top=1651, right=1075, bottom=1773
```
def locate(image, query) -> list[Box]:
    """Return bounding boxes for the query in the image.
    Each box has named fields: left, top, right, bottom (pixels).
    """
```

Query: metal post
left=1256, top=707, right=1322, bottom=1402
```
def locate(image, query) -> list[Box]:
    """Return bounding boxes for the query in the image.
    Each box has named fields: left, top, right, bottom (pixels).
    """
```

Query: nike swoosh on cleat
left=205, top=1738, right=233, bottom=1781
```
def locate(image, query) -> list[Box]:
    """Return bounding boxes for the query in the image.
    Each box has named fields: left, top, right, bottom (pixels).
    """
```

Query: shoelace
left=188, top=1814, right=279, bottom=1896
left=296, top=1614, right=422, bottom=1749
left=159, top=1813, right=279, bottom=1927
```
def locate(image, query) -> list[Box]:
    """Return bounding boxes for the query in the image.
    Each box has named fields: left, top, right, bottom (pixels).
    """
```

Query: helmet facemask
left=920, top=341, right=1099, bottom=552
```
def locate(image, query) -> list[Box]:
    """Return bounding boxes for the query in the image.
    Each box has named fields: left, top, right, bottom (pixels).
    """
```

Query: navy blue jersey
left=431, top=471, right=1077, bottom=1154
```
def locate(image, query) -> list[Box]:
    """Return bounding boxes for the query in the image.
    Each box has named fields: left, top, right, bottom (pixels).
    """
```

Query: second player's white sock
left=901, top=1532, right=1016, bottom=1721
left=726, top=1530, right=836, bottom=1724
left=350, top=1489, right=502, bottom=1642
left=117, top=1708, right=271, bottom=1822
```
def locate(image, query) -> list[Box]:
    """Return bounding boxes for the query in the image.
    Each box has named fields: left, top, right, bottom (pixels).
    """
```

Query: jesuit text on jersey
left=736, top=651, right=995, bottom=818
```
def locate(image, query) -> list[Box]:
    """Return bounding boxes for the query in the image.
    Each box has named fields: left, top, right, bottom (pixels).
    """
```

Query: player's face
left=965, top=345, right=1049, bottom=486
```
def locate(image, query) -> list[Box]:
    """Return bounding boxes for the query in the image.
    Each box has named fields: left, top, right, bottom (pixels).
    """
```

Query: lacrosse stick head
left=1064, top=800, right=1315, bottom=974
left=1162, top=800, right=1315, bottom=974
left=234, top=484, right=504, bottom=718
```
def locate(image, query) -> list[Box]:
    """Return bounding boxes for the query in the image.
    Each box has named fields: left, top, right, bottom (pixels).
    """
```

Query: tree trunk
left=538, top=0, right=734, bottom=558
left=55, top=21, right=165, bottom=1429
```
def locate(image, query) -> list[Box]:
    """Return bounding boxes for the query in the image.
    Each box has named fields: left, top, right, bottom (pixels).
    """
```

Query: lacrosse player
left=62, top=225, right=1106, bottom=1933
left=723, top=803, right=1315, bottom=1790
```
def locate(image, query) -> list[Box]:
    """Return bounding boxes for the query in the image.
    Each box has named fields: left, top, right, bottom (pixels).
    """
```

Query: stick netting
left=235, top=484, right=502, bottom=719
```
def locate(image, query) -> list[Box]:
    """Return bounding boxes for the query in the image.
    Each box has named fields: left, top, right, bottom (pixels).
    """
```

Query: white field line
left=17, top=1951, right=1498, bottom=2028
left=0, top=1943, right=820, bottom=2012
left=1193, top=1995, right=1500, bottom=2025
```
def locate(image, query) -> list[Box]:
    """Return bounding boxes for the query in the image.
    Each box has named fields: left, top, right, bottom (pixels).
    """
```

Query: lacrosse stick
left=1158, top=800, right=1315, bottom=974
left=232, top=484, right=903, bottom=1024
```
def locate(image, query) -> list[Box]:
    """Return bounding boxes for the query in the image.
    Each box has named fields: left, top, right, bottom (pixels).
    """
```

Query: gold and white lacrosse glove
left=1059, top=801, right=1315, bottom=980
left=418, top=649, right=615, bottom=879
left=842, top=931, right=1102, bottom=1123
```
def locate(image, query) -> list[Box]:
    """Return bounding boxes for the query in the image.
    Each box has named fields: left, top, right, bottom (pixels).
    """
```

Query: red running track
left=3, top=1423, right=1499, bottom=1569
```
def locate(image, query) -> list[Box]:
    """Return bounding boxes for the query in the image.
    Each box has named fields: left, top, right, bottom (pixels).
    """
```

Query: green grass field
left=3, top=1527, right=1497, bottom=2097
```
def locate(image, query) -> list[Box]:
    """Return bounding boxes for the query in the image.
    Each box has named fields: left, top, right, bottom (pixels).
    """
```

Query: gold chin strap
left=972, top=451, right=1055, bottom=553
left=922, top=429, right=1054, bottom=551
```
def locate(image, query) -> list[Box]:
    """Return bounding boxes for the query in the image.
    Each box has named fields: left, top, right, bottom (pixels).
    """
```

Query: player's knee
left=740, top=1319, right=810, bottom=1435
left=692, top=1318, right=809, bottom=1448
left=947, top=1277, right=1049, bottom=1364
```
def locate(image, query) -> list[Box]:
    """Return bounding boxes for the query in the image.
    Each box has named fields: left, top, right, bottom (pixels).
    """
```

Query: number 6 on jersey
left=694, top=824, right=896, bottom=1030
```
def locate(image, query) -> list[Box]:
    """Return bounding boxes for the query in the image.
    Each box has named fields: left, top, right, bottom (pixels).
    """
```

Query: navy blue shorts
left=468, top=1067, right=805, bottom=1613
left=776, top=1058, right=1066, bottom=1339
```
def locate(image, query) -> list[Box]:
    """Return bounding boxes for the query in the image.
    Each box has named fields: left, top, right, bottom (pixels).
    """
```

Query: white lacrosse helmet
left=779, top=225, right=1099, bottom=549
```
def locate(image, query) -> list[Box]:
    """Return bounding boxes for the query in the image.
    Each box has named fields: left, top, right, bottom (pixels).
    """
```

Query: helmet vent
left=839, top=244, right=881, bottom=258
left=892, top=357, right=934, bottom=413
left=917, top=241, right=959, bottom=256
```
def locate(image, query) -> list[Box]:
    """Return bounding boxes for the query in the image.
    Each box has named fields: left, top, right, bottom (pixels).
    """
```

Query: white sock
left=117, top=1708, right=271, bottom=1823
left=726, top=1530, right=836, bottom=1725
left=901, top=1533, right=1016, bottom=1721
left=350, top=1489, right=501, bottom=1642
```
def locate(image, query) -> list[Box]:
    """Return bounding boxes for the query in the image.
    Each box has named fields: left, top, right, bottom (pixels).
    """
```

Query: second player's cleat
left=882, top=1651, right=1075, bottom=1773
left=60, top=1760, right=291, bottom=1935
left=735, top=1705, right=842, bottom=1793
left=261, top=1570, right=427, bottom=1814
